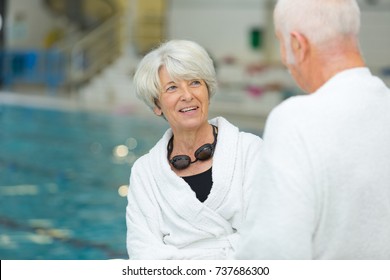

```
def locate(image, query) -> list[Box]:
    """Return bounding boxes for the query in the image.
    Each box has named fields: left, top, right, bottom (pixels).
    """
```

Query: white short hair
left=133, top=40, right=218, bottom=110
left=274, top=0, right=361, bottom=46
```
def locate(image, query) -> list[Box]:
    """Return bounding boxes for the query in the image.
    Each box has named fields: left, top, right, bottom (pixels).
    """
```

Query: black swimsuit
left=182, top=167, right=213, bottom=202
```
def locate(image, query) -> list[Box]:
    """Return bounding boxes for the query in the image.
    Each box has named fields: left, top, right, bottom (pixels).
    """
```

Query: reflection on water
left=0, top=105, right=168, bottom=259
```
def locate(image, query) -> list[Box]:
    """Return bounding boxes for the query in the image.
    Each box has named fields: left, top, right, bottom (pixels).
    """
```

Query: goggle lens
left=194, top=144, right=213, bottom=160
left=170, top=155, right=191, bottom=170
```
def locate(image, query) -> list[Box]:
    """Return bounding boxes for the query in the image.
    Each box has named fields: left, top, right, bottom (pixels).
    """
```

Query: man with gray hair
left=236, top=0, right=390, bottom=259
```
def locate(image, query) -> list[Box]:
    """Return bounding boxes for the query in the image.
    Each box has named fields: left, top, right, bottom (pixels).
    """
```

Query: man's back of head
left=274, top=0, right=360, bottom=47
left=273, top=0, right=365, bottom=93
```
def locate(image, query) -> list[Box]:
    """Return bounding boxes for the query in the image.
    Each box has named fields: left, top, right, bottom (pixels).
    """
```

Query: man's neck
left=310, top=38, right=366, bottom=92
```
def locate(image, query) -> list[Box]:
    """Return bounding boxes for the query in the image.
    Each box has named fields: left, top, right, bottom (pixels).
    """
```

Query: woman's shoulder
left=239, top=131, right=263, bottom=151
left=131, top=128, right=171, bottom=170
left=239, top=130, right=263, bottom=143
left=129, top=154, right=151, bottom=181
left=211, top=116, right=263, bottom=144
left=132, top=152, right=149, bottom=168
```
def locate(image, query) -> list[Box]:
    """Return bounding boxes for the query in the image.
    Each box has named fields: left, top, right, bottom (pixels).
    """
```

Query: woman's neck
left=171, top=122, right=213, bottom=154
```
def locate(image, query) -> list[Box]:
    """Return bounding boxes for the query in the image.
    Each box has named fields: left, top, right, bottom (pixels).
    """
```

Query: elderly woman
left=126, top=39, right=263, bottom=259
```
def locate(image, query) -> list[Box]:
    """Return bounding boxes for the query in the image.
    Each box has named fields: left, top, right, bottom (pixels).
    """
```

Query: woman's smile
left=179, top=106, right=199, bottom=114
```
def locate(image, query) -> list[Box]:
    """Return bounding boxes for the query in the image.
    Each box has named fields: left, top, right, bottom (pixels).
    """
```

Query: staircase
left=76, top=45, right=148, bottom=115
left=1, top=0, right=125, bottom=94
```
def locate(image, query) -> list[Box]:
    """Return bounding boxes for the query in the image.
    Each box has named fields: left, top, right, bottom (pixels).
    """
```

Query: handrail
left=0, top=14, right=123, bottom=93
left=63, top=13, right=123, bottom=88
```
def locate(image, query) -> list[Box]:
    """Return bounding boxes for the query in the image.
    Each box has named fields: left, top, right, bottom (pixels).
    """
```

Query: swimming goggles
left=167, top=125, right=218, bottom=170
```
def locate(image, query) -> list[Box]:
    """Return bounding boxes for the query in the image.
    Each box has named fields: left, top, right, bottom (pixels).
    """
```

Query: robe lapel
left=204, top=117, right=239, bottom=211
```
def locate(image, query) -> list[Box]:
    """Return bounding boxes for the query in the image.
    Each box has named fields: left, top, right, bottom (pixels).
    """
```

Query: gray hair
left=133, top=40, right=218, bottom=110
left=274, top=0, right=361, bottom=47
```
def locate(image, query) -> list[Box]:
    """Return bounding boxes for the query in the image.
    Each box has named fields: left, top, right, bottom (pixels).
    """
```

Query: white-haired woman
left=126, top=40, right=263, bottom=259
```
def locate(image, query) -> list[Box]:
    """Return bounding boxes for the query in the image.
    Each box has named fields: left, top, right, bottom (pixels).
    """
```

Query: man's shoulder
left=264, top=94, right=328, bottom=132
left=271, top=95, right=313, bottom=116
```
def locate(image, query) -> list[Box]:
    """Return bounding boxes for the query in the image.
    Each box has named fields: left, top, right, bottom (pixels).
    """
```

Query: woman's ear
left=290, top=31, right=309, bottom=63
left=153, top=106, right=162, bottom=116
left=153, top=99, right=163, bottom=116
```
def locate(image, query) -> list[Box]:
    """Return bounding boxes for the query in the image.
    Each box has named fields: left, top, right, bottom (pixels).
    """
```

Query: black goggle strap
left=210, top=124, right=218, bottom=150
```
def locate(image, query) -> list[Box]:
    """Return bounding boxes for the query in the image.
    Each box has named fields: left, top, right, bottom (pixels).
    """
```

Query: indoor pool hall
left=1, top=0, right=389, bottom=266
left=0, top=104, right=169, bottom=259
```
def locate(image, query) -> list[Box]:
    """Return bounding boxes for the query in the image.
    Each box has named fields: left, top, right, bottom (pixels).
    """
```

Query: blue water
left=0, top=104, right=168, bottom=259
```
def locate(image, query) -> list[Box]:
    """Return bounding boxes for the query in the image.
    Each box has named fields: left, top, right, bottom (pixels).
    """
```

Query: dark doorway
left=0, top=0, right=7, bottom=87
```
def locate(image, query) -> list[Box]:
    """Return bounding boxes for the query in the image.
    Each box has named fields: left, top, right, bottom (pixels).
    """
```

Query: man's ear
left=290, top=31, right=309, bottom=63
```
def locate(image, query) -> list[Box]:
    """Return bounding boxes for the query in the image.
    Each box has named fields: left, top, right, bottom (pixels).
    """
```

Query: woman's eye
left=190, top=80, right=201, bottom=86
left=166, top=85, right=177, bottom=92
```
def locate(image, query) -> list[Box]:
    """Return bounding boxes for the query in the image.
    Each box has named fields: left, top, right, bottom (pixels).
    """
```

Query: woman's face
left=154, top=66, right=210, bottom=132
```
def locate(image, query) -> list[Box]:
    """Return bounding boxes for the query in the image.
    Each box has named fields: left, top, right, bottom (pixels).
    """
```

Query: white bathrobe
left=236, top=68, right=390, bottom=259
left=126, top=116, right=263, bottom=259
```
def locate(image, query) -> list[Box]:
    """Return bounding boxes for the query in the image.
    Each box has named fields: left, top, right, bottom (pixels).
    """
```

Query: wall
left=167, top=0, right=390, bottom=71
left=360, top=6, right=390, bottom=71
left=6, top=0, right=57, bottom=49
left=130, top=0, right=166, bottom=54
left=167, top=0, right=274, bottom=63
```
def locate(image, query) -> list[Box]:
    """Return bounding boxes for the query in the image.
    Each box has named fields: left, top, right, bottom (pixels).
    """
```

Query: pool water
left=0, top=104, right=168, bottom=259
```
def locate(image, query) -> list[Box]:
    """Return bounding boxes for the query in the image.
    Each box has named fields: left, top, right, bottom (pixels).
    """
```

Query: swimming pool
left=0, top=104, right=169, bottom=259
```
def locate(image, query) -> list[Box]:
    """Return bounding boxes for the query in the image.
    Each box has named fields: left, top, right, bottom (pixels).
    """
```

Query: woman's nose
left=181, top=86, right=193, bottom=101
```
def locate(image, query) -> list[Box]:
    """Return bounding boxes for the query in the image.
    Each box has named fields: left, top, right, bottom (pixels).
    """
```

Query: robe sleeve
left=126, top=161, right=182, bottom=260
left=228, top=134, right=264, bottom=256
left=241, top=134, right=264, bottom=218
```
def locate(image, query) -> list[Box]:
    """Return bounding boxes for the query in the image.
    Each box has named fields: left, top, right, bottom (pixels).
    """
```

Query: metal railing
left=0, top=13, right=123, bottom=92
left=62, top=14, right=123, bottom=89
left=0, top=49, right=65, bottom=91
